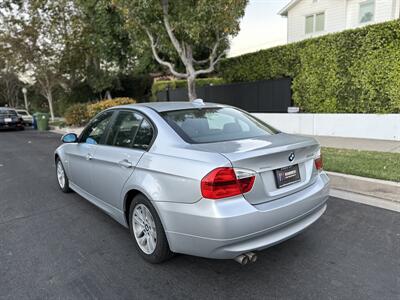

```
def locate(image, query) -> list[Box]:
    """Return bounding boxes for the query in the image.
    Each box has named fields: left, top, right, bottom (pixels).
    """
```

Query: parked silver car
left=55, top=100, right=329, bottom=264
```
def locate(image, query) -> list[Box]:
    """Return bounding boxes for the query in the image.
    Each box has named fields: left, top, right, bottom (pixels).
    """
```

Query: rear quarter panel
left=121, top=146, right=231, bottom=204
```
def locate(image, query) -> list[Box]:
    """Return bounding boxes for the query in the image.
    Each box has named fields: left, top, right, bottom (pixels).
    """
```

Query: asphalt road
left=0, top=130, right=399, bottom=300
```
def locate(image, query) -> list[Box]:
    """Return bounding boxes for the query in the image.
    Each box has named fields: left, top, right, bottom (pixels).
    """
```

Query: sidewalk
left=311, top=135, right=400, bottom=153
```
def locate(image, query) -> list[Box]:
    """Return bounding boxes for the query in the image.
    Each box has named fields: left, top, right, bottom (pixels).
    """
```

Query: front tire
left=129, top=194, right=173, bottom=263
left=56, top=158, right=71, bottom=193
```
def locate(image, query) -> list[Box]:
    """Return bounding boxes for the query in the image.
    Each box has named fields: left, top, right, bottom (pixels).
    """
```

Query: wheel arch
left=124, top=189, right=143, bottom=226
left=123, top=188, right=169, bottom=240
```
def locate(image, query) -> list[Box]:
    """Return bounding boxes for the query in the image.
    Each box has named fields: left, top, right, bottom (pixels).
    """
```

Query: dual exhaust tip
left=234, top=252, right=257, bottom=265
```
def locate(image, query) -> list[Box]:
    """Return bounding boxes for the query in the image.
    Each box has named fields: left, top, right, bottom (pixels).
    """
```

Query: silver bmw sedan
left=55, top=100, right=329, bottom=264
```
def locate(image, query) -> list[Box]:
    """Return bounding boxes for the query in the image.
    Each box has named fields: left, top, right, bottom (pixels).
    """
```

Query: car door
left=89, top=110, right=155, bottom=209
left=66, top=110, right=115, bottom=193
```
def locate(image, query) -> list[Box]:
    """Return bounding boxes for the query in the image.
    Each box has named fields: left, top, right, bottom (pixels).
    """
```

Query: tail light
left=314, top=150, right=323, bottom=171
left=201, top=167, right=256, bottom=199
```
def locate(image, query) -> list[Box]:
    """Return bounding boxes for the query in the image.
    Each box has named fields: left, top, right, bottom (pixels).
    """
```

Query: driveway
left=0, top=130, right=399, bottom=300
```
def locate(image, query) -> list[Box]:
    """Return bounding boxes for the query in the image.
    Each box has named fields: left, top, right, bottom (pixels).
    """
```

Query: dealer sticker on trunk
left=274, top=164, right=301, bottom=188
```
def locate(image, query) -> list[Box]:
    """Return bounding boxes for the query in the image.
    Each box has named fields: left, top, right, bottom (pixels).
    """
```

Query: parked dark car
left=0, top=108, right=24, bottom=130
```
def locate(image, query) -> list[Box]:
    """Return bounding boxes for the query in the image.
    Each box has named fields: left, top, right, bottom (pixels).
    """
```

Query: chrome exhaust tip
left=234, top=254, right=249, bottom=265
left=244, top=252, right=257, bottom=263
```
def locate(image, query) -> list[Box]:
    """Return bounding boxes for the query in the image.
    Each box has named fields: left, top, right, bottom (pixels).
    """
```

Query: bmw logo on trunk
left=288, top=152, right=295, bottom=162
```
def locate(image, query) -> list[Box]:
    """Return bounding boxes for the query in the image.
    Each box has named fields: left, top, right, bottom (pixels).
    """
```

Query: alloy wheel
left=132, top=204, right=157, bottom=254
left=57, top=161, right=65, bottom=189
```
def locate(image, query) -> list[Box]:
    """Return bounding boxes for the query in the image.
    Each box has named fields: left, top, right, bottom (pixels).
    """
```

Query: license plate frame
left=274, top=164, right=301, bottom=188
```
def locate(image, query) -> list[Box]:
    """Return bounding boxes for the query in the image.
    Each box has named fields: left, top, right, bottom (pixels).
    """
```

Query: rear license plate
left=4, top=118, right=12, bottom=123
left=274, top=164, right=301, bottom=188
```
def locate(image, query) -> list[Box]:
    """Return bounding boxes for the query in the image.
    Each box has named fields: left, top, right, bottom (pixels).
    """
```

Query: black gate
left=156, top=77, right=292, bottom=113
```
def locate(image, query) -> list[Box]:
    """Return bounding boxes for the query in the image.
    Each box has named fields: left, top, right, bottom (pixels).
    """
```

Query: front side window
left=106, top=111, right=143, bottom=148
left=80, top=111, right=114, bottom=145
left=359, top=0, right=374, bottom=24
left=161, top=107, right=278, bottom=144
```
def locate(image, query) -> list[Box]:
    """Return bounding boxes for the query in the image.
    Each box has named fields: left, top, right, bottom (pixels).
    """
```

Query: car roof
left=118, top=101, right=226, bottom=113
left=0, top=107, right=16, bottom=111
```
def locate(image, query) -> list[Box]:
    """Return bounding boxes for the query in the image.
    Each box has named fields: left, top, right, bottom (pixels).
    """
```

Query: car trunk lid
left=191, top=133, right=320, bottom=205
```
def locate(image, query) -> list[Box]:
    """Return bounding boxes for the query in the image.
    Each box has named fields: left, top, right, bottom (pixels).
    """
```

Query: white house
left=279, top=0, right=400, bottom=43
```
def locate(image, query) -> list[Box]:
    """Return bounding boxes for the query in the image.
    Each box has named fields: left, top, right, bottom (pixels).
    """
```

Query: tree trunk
left=105, top=90, right=112, bottom=99
left=47, top=91, right=55, bottom=122
left=187, top=76, right=197, bottom=101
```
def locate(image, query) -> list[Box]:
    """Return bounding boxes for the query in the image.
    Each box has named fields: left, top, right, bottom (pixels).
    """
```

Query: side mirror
left=61, top=133, right=78, bottom=143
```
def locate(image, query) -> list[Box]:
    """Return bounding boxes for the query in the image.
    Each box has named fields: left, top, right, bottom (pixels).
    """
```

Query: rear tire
left=129, top=194, right=173, bottom=263
left=56, top=158, right=71, bottom=193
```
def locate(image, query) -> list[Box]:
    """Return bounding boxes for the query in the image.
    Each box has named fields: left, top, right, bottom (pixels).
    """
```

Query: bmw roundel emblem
left=288, top=152, right=295, bottom=162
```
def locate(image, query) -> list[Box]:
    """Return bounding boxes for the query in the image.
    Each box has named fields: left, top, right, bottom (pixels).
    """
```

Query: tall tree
left=0, top=41, right=23, bottom=107
left=119, top=0, right=248, bottom=101
left=0, top=0, right=81, bottom=120
left=69, top=0, right=138, bottom=98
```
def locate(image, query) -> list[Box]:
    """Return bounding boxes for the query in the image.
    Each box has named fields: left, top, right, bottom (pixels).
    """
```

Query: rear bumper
left=0, top=122, right=23, bottom=129
left=155, top=172, right=330, bottom=259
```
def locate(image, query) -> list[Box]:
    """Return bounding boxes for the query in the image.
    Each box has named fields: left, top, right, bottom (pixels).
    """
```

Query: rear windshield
left=0, top=109, right=17, bottom=117
left=17, top=110, right=28, bottom=115
left=161, top=107, right=278, bottom=144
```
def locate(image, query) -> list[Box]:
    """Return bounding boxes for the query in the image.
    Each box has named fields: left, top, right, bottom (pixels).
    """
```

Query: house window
left=315, top=13, right=325, bottom=31
left=305, top=15, right=314, bottom=34
left=305, top=12, right=325, bottom=34
left=359, top=0, right=374, bottom=24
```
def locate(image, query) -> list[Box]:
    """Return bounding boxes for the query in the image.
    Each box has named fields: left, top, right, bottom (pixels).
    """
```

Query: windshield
left=0, top=109, right=17, bottom=117
left=17, top=110, right=28, bottom=116
left=161, top=107, right=278, bottom=144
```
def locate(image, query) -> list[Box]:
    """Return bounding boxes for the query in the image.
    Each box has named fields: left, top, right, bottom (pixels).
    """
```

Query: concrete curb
left=329, top=189, right=400, bottom=212
left=327, top=171, right=400, bottom=204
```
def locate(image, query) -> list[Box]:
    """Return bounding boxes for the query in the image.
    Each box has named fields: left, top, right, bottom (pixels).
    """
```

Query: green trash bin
left=36, top=113, right=49, bottom=131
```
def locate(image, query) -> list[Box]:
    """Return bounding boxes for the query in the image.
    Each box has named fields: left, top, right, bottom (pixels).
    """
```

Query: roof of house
left=278, top=0, right=301, bottom=17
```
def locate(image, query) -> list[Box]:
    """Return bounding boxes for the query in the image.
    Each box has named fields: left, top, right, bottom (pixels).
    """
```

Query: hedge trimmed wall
left=151, top=78, right=225, bottom=100
left=220, top=20, right=400, bottom=113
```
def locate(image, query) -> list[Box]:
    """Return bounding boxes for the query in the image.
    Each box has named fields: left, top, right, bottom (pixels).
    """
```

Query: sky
left=229, top=0, right=289, bottom=57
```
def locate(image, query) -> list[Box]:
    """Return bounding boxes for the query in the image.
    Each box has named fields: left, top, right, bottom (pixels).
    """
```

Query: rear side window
left=161, top=107, right=278, bottom=144
left=133, top=119, right=153, bottom=150
left=106, top=111, right=143, bottom=148
left=106, top=110, right=154, bottom=150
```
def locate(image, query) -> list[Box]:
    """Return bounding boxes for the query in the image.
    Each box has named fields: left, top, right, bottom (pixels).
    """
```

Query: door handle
left=86, top=153, right=93, bottom=161
left=118, top=159, right=133, bottom=168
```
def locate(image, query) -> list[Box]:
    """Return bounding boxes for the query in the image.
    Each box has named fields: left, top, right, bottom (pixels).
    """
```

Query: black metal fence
left=156, top=77, right=292, bottom=113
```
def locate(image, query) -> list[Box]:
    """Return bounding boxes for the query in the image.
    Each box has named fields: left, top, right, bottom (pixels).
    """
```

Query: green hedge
left=65, top=97, right=136, bottom=126
left=220, top=20, right=400, bottom=113
left=151, top=78, right=225, bottom=100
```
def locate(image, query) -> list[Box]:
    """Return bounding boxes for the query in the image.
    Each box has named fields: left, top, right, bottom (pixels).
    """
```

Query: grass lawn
left=322, top=147, right=400, bottom=182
